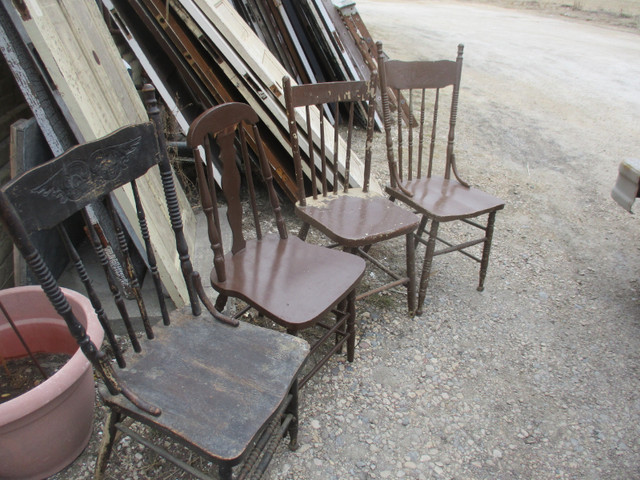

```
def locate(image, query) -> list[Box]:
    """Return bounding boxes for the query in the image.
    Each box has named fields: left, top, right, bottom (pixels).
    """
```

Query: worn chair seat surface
left=296, top=189, right=420, bottom=247
left=101, top=307, right=309, bottom=463
left=387, top=176, right=505, bottom=222
left=211, top=234, right=366, bottom=329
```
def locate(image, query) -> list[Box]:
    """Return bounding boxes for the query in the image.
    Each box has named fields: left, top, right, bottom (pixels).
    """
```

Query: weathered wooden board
left=264, top=0, right=318, bottom=85
left=103, top=0, right=192, bottom=134
left=8, top=117, right=62, bottom=287
left=8, top=0, right=195, bottom=306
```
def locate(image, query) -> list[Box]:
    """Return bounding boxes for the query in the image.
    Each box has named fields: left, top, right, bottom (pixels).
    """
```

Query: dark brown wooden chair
left=377, top=43, right=505, bottom=315
left=0, top=87, right=309, bottom=480
left=187, top=102, right=366, bottom=388
left=283, top=76, right=421, bottom=314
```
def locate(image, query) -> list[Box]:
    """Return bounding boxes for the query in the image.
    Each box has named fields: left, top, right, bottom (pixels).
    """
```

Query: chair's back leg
left=106, top=194, right=153, bottom=339
left=131, top=179, right=170, bottom=326
left=286, top=378, right=300, bottom=451
left=405, top=232, right=416, bottom=315
left=83, top=210, right=141, bottom=353
left=346, top=290, right=356, bottom=362
left=142, top=85, right=201, bottom=316
left=58, top=224, right=126, bottom=368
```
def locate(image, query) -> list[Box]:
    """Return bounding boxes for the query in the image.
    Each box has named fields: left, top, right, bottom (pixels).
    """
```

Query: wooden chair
left=186, top=102, right=366, bottom=388
left=377, top=43, right=505, bottom=315
left=0, top=86, right=310, bottom=480
left=283, top=76, right=421, bottom=314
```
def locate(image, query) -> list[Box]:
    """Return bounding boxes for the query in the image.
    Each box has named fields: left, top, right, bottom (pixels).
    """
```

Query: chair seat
left=296, top=189, right=420, bottom=247
left=211, top=234, right=366, bottom=328
left=387, top=176, right=505, bottom=222
left=101, top=307, right=309, bottom=463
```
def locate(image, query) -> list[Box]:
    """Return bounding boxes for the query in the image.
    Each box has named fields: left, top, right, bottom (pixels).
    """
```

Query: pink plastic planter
left=0, top=286, right=104, bottom=480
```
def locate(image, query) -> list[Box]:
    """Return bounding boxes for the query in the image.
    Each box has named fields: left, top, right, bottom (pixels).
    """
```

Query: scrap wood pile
left=101, top=0, right=384, bottom=200
left=0, top=0, right=384, bottom=303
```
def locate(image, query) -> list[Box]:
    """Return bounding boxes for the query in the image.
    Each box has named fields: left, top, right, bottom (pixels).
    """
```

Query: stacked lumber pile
left=0, top=0, right=195, bottom=305
left=0, top=0, right=381, bottom=297
left=101, top=0, right=381, bottom=200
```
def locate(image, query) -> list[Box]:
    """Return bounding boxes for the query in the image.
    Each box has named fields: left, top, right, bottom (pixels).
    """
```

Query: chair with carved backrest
left=377, top=42, right=505, bottom=315
left=0, top=86, right=309, bottom=479
left=187, top=102, right=366, bottom=388
left=282, top=75, right=421, bottom=315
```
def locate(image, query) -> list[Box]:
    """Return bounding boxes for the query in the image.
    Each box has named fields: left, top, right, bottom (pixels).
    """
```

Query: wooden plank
left=264, top=0, right=317, bottom=85
left=0, top=3, right=77, bottom=154
left=8, top=0, right=195, bottom=306
left=112, top=0, right=297, bottom=199
left=314, top=0, right=361, bottom=81
left=177, top=0, right=329, bottom=190
left=257, top=0, right=310, bottom=84
left=297, top=0, right=349, bottom=82
left=102, top=0, right=193, bottom=135
left=8, top=117, right=69, bottom=286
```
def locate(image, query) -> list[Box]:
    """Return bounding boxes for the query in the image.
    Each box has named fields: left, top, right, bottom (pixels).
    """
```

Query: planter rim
left=0, top=286, right=103, bottom=425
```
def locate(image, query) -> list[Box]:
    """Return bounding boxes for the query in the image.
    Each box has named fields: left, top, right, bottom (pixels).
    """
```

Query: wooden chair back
left=377, top=43, right=466, bottom=188
left=187, top=103, right=287, bottom=281
left=283, top=76, right=378, bottom=203
left=0, top=87, right=199, bottom=415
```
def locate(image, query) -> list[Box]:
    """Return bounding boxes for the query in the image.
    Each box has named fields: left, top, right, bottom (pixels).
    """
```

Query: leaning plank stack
left=102, top=0, right=387, bottom=198
left=0, top=0, right=388, bottom=295
left=0, top=0, right=195, bottom=306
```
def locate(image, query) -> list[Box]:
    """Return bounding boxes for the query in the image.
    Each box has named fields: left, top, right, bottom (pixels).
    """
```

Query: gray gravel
left=55, top=2, right=640, bottom=479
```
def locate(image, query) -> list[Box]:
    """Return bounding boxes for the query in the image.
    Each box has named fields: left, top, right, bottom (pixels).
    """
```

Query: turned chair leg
left=346, top=290, right=356, bottom=362
left=286, top=379, right=300, bottom=451
left=478, top=211, right=497, bottom=292
left=406, top=232, right=416, bottom=315
left=416, top=220, right=439, bottom=316
left=215, top=293, right=228, bottom=313
left=415, top=216, right=428, bottom=248
left=95, top=410, right=122, bottom=480
left=297, top=222, right=310, bottom=240
left=218, top=463, right=233, bottom=480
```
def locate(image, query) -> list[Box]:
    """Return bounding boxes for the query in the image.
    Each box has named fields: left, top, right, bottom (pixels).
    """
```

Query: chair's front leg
left=346, top=290, right=356, bottom=362
left=94, top=410, right=122, bottom=480
left=417, top=220, right=439, bottom=315
left=478, top=211, right=497, bottom=292
left=415, top=215, right=429, bottom=248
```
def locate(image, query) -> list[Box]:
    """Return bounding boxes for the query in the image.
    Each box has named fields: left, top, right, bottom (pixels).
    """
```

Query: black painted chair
left=0, top=86, right=309, bottom=479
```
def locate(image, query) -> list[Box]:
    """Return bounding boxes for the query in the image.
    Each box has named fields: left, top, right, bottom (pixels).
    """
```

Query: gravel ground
left=54, top=1, right=640, bottom=479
